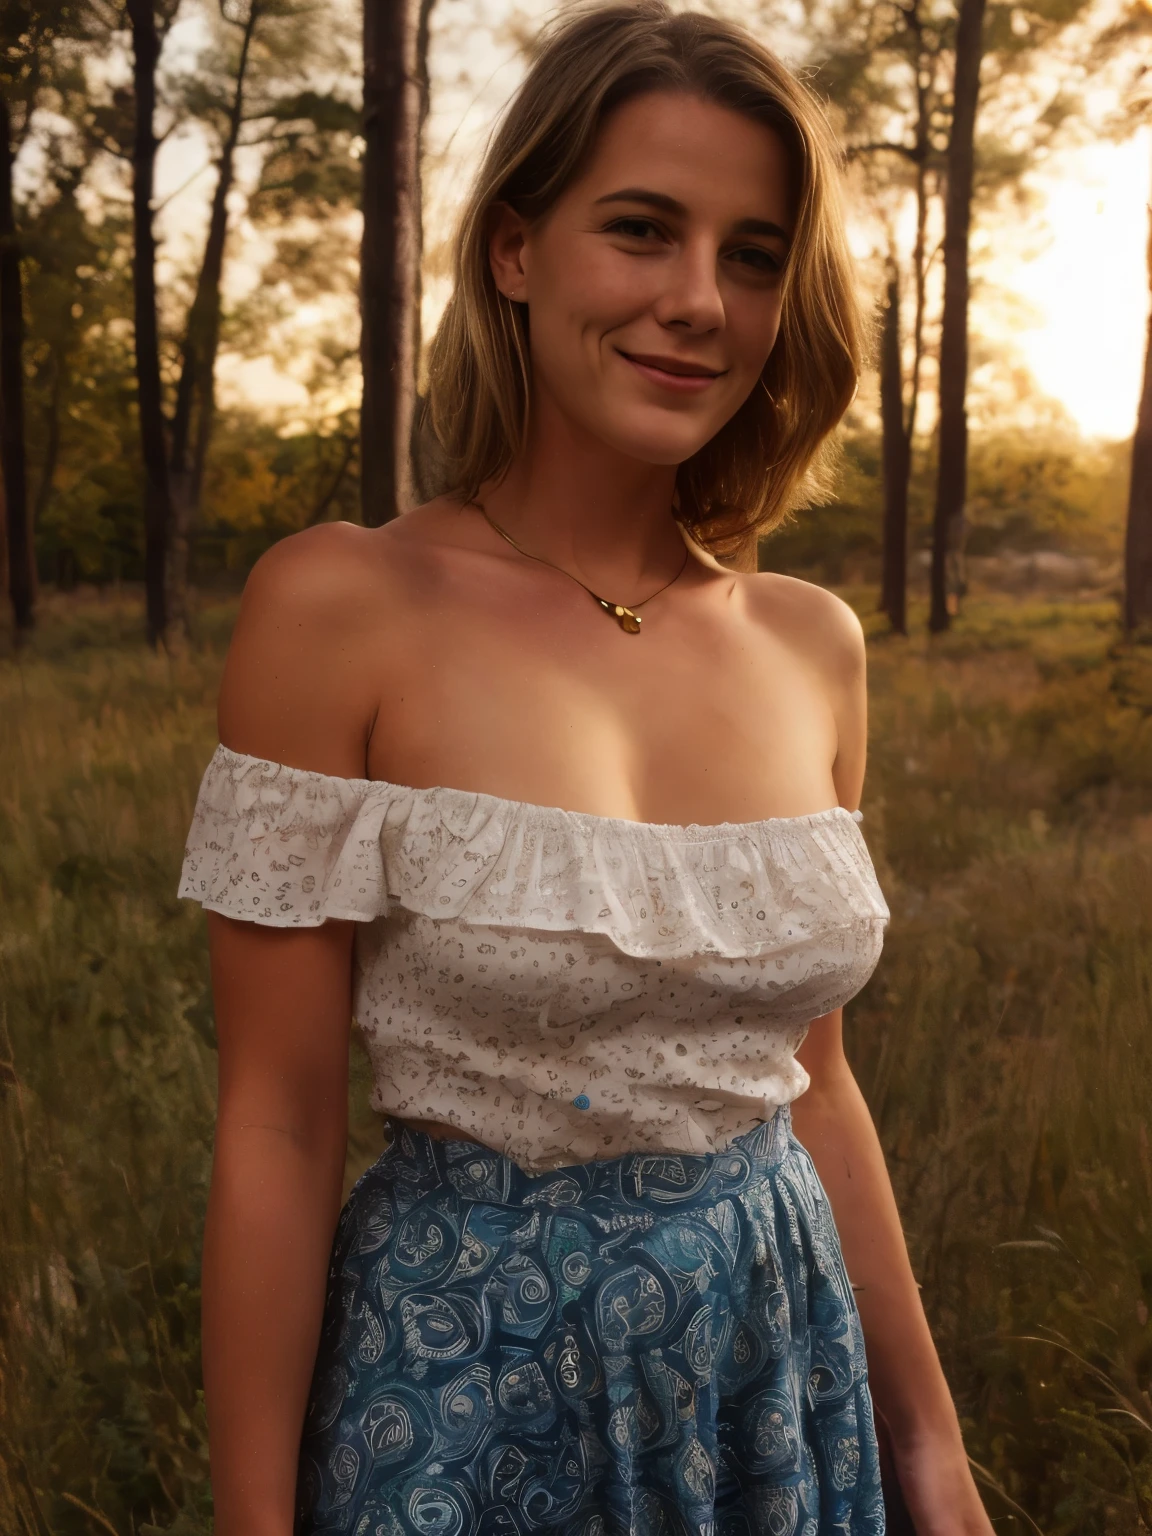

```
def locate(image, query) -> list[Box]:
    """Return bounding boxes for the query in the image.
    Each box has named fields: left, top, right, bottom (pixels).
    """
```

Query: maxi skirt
left=295, top=1107, right=885, bottom=1536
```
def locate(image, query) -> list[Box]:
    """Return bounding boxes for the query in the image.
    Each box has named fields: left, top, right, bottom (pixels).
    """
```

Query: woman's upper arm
left=204, top=522, right=385, bottom=1130
left=822, top=592, right=868, bottom=814
left=207, top=912, right=355, bottom=1151
left=793, top=591, right=870, bottom=1082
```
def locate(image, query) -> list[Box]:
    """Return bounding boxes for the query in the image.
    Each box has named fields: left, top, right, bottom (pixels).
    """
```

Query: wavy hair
left=424, top=1, right=861, bottom=566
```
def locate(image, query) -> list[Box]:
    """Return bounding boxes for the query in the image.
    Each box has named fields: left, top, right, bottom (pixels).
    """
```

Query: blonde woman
left=179, top=5, right=995, bottom=1533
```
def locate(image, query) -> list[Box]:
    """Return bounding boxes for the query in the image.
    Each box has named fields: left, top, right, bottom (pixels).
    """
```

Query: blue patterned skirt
left=295, top=1108, right=884, bottom=1535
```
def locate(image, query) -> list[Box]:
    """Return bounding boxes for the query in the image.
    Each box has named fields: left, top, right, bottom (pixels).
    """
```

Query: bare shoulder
left=240, top=517, right=394, bottom=605
left=742, top=569, right=866, bottom=691
left=239, top=499, right=464, bottom=600
left=741, top=570, right=869, bottom=800
left=217, top=520, right=407, bottom=776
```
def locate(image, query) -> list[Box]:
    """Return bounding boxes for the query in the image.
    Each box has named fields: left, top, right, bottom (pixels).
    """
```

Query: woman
left=179, top=5, right=995, bottom=1533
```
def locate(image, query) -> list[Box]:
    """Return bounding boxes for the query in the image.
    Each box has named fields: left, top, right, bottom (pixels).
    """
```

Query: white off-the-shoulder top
left=178, top=745, right=890, bottom=1170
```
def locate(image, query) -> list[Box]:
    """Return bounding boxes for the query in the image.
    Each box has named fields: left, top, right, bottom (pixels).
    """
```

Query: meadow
left=2, top=585, right=1151, bottom=1534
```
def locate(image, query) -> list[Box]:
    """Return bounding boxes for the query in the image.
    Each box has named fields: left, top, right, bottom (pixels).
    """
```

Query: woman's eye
left=607, top=217, right=662, bottom=241
left=728, top=246, right=783, bottom=274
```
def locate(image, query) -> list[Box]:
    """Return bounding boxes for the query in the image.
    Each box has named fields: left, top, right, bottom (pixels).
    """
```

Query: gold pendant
left=599, top=599, right=642, bottom=633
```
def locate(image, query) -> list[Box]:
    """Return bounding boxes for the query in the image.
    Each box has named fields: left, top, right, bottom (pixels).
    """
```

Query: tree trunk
left=906, top=16, right=930, bottom=464
left=876, top=3, right=930, bottom=638
left=360, top=0, right=433, bottom=526
left=33, top=344, right=63, bottom=529
left=165, top=138, right=237, bottom=641
left=168, top=2, right=260, bottom=638
left=0, top=473, right=8, bottom=600
left=127, top=0, right=173, bottom=650
left=879, top=267, right=909, bottom=635
left=929, top=0, right=986, bottom=634
left=0, top=91, right=34, bottom=636
left=1125, top=175, right=1152, bottom=635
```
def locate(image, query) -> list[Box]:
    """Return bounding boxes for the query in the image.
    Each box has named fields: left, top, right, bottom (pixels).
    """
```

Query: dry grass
left=1, top=586, right=1150, bottom=1533
left=852, top=592, right=1152, bottom=1532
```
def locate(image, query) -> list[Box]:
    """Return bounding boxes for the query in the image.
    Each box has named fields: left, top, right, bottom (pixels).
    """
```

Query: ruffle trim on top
left=177, top=745, right=890, bottom=959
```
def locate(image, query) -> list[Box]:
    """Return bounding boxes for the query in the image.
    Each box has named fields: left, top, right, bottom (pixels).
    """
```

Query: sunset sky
left=992, top=131, right=1149, bottom=438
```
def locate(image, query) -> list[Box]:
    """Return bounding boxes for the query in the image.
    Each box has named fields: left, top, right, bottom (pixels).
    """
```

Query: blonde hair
left=424, top=1, right=861, bottom=567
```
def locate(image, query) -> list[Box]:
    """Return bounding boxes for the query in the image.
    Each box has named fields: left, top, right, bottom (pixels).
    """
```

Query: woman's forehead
left=565, top=91, right=795, bottom=230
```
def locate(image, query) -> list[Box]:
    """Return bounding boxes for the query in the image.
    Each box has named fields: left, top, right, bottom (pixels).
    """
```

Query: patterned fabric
left=178, top=747, right=890, bottom=1170
left=295, top=1109, right=883, bottom=1536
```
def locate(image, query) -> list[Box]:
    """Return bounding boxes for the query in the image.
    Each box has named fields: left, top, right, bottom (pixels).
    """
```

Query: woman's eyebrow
left=593, top=187, right=791, bottom=245
left=594, top=186, right=685, bottom=214
left=734, top=216, right=792, bottom=245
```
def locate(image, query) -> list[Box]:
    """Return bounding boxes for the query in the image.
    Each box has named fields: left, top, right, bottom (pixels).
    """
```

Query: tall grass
left=854, top=595, right=1152, bottom=1532
left=1, top=588, right=1150, bottom=1532
left=1, top=594, right=221, bottom=1534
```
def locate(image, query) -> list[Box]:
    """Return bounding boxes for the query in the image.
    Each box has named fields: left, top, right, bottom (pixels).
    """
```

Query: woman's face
left=490, top=89, right=796, bottom=467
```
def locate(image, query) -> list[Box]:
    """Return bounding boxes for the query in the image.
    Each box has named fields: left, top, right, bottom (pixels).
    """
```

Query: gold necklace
left=470, top=500, right=690, bottom=635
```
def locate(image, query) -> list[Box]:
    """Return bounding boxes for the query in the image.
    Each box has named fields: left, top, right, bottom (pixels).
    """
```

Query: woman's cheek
left=735, top=297, right=783, bottom=373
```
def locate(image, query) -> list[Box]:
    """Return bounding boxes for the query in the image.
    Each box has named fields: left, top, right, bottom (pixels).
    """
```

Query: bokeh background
left=3, top=0, right=1152, bottom=1531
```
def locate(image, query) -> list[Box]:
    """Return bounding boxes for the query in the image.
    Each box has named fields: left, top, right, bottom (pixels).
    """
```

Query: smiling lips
left=618, top=349, right=727, bottom=393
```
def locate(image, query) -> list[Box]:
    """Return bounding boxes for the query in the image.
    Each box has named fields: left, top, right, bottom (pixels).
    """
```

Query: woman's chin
left=589, top=417, right=718, bottom=470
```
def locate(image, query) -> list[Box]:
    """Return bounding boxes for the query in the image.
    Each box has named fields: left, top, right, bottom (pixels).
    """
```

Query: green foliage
left=964, top=432, right=1129, bottom=556
left=194, top=409, right=360, bottom=576
left=20, top=166, right=145, bottom=585
left=4, top=0, right=363, bottom=599
left=763, top=428, right=1129, bottom=581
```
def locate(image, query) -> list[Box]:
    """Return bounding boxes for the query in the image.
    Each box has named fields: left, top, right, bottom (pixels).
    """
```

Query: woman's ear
left=488, top=202, right=529, bottom=303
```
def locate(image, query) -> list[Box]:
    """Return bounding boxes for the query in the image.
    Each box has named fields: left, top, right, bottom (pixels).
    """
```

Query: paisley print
left=295, top=1109, right=884, bottom=1535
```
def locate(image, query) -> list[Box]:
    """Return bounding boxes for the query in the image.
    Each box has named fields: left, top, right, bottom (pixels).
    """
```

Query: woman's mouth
left=617, top=350, right=727, bottom=393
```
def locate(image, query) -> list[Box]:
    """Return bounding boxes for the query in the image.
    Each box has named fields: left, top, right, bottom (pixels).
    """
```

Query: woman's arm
left=791, top=1014, right=994, bottom=1536
left=772, top=582, right=993, bottom=1531
left=200, top=523, right=387, bottom=1535
left=202, top=914, right=354, bottom=1536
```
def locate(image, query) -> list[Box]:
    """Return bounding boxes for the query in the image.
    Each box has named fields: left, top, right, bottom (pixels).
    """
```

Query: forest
left=2, top=0, right=1152, bottom=1531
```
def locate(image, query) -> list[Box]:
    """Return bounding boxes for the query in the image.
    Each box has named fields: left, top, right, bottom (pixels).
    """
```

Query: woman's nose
left=651, top=241, right=725, bottom=333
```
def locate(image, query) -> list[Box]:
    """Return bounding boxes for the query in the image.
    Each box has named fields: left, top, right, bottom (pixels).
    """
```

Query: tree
left=360, top=0, right=433, bottom=526
left=0, top=89, right=33, bottom=635
left=165, top=0, right=357, bottom=636
left=166, top=0, right=263, bottom=641
left=879, top=262, right=911, bottom=633
left=803, top=0, right=1095, bottom=631
left=1126, top=175, right=1152, bottom=633
left=0, top=0, right=91, bottom=635
left=52, top=0, right=358, bottom=618
left=23, top=161, right=113, bottom=587
left=1090, top=3, right=1152, bottom=632
left=800, top=0, right=950, bottom=632
left=126, top=0, right=179, bottom=648
left=799, top=0, right=938, bottom=632
left=927, top=0, right=986, bottom=632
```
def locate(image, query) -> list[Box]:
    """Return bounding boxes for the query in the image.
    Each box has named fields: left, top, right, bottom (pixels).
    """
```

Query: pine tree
left=360, top=0, right=433, bottom=525
left=125, top=0, right=180, bottom=648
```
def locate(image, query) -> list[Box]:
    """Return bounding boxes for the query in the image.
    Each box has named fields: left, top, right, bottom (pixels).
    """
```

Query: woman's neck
left=477, top=396, right=686, bottom=592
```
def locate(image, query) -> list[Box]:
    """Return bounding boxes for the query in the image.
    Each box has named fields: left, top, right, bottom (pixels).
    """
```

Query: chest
left=349, top=793, right=890, bottom=1057
left=362, top=566, right=838, bottom=822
